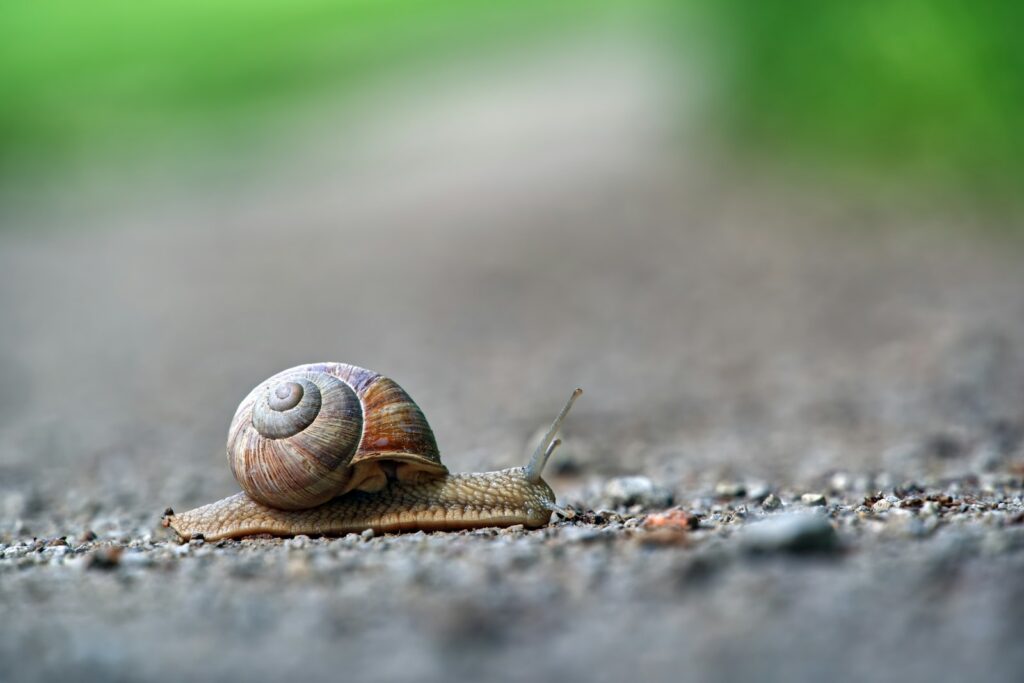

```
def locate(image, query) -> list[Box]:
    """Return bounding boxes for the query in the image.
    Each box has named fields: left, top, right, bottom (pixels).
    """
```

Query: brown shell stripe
left=294, top=363, right=446, bottom=473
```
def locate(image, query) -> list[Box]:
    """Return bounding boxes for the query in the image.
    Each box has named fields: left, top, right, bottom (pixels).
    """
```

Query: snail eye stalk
left=524, top=388, right=582, bottom=483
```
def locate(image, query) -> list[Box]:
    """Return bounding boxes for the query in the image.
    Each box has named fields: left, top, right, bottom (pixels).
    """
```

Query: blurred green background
left=695, top=1, right=1024, bottom=201
left=2, top=0, right=1020, bottom=216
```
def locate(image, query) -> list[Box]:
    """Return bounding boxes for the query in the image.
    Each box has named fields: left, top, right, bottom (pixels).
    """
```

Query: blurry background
left=3, top=1, right=1023, bottom=210
left=2, top=2, right=1024, bottom=681
left=2, top=0, right=1022, bottom=499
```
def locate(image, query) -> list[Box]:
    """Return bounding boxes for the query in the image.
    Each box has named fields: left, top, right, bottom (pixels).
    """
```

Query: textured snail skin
left=162, top=468, right=555, bottom=542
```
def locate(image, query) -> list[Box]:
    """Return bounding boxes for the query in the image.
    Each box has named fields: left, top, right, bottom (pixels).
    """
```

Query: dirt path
left=2, top=141, right=1024, bottom=681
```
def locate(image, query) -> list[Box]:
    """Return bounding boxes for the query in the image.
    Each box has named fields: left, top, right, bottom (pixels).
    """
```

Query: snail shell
left=227, top=362, right=447, bottom=510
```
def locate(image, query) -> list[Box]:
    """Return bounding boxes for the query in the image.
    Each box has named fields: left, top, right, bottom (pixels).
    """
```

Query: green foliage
left=692, top=2, right=1024, bottom=197
left=0, top=0, right=605, bottom=177
left=1, top=1, right=1020, bottom=203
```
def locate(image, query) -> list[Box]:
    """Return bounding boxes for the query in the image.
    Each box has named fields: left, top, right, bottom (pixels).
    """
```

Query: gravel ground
left=2, top=112, right=1024, bottom=681
left=3, top=474, right=1024, bottom=682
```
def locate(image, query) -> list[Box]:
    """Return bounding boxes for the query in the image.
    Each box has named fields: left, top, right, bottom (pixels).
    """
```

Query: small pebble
left=42, top=545, right=69, bottom=558
left=762, top=494, right=782, bottom=510
left=746, top=482, right=771, bottom=500
left=714, top=482, right=746, bottom=498
left=552, top=506, right=577, bottom=521
left=872, top=499, right=892, bottom=513
left=741, top=513, right=840, bottom=554
left=593, top=510, right=623, bottom=524
left=86, top=546, right=123, bottom=570
left=360, top=529, right=375, bottom=541
left=644, top=508, right=699, bottom=531
left=801, top=493, right=827, bottom=507
left=287, top=535, right=311, bottom=549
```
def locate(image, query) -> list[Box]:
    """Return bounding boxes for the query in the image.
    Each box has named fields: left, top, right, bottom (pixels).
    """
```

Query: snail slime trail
left=162, top=362, right=582, bottom=541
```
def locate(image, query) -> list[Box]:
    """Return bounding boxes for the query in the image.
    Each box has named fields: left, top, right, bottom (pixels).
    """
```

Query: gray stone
left=746, top=482, right=771, bottom=500
left=741, top=513, right=840, bottom=554
left=287, top=535, right=311, bottom=550
left=714, top=481, right=746, bottom=498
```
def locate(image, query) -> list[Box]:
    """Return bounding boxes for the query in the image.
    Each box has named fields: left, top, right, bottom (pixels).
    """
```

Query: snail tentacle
left=539, top=438, right=562, bottom=477
left=524, top=388, right=581, bottom=483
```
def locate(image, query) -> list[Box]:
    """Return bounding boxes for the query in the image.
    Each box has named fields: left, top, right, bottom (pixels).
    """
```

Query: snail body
left=163, top=362, right=580, bottom=542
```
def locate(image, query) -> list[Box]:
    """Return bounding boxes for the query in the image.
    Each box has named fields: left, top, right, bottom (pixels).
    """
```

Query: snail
left=162, top=362, right=581, bottom=542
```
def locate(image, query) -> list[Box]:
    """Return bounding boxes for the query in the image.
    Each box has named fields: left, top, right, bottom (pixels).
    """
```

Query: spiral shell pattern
left=226, top=363, right=447, bottom=510
left=228, top=371, right=361, bottom=509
